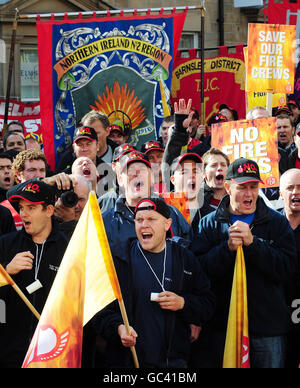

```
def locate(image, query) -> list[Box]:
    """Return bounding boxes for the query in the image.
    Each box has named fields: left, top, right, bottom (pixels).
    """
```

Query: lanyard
left=34, top=241, right=45, bottom=280
left=137, top=242, right=167, bottom=292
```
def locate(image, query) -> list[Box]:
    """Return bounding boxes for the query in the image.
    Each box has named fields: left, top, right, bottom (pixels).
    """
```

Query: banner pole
left=0, top=264, right=40, bottom=320
left=200, top=7, right=205, bottom=125
left=118, top=298, right=140, bottom=368
left=3, top=8, right=19, bottom=137
left=19, top=6, right=203, bottom=20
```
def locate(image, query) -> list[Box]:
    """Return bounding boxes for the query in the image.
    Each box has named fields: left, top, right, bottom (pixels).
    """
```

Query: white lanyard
left=35, top=241, right=45, bottom=280
left=138, top=242, right=167, bottom=292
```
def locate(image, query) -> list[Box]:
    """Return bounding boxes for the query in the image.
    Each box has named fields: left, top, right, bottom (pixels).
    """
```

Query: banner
left=223, top=246, right=250, bottom=369
left=211, top=117, right=279, bottom=189
left=171, top=45, right=246, bottom=125
left=22, top=192, right=117, bottom=368
left=37, top=9, right=187, bottom=170
left=246, top=23, right=296, bottom=94
left=264, top=0, right=300, bottom=66
left=0, top=99, right=42, bottom=139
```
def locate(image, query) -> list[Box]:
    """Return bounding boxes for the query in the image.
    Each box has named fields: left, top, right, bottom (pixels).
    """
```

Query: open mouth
left=133, top=181, right=144, bottom=191
left=291, top=198, right=300, bottom=204
left=141, top=232, right=153, bottom=242
left=243, top=199, right=253, bottom=208
left=3, top=177, right=11, bottom=185
left=187, top=182, right=196, bottom=191
left=215, top=174, right=224, bottom=184
left=82, top=167, right=91, bottom=177
left=23, top=220, right=31, bottom=228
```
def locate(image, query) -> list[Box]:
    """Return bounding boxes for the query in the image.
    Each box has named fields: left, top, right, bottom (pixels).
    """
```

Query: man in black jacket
left=191, top=157, right=297, bottom=368
left=96, top=197, right=215, bottom=368
left=279, top=168, right=300, bottom=367
left=0, top=180, right=69, bottom=368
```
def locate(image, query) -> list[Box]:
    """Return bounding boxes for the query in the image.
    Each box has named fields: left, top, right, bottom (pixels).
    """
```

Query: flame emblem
left=22, top=325, right=70, bottom=368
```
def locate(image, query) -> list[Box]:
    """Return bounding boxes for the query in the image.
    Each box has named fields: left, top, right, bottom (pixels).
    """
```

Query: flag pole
left=0, top=264, right=40, bottom=320
left=118, top=299, right=140, bottom=369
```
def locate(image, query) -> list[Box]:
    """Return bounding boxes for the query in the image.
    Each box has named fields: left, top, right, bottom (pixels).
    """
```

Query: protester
left=158, top=115, right=175, bottom=147
left=108, top=124, right=126, bottom=146
left=0, top=152, right=14, bottom=201
left=0, top=180, right=69, bottom=367
left=12, top=149, right=48, bottom=184
left=6, top=121, right=25, bottom=135
left=279, top=169, right=300, bottom=368
left=102, top=150, right=193, bottom=246
left=191, top=157, right=297, bottom=368
left=246, top=106, right=269, bottom=120
left=3, top=131, right=26, bottom=153
left=71, top=156, right=99, bottom=193
left=141, top=140, right=165, bottom=194
left=288, top=100, right=300, bottom=127
left=25, top=133, right=41, bottom=151
left=202, top=148, right=230, bottom=210
left=219, top=103, right=238, bottom=121
left=288, top=124, right=300, bottom=169
left=81, top=110, right=117, bottom=163
left=170, top=153, right=212, bottom=232
left=276, top=114, right=295, bottom=150
left=54, top=175, right=90, bottom=239
left=98, top=143, right=136, bottom=213
left=96, top=196, right=215, bottom=367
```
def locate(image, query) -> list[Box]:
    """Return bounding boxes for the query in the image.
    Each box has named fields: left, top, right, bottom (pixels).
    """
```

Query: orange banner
left=211, top=117, right=279, bottom=188
left=246, top=23, right=296, bottom=94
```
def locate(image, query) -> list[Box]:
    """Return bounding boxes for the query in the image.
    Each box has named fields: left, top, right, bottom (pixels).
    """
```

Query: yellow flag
left=22, top=192, right=117, bottom=368
left=223, top=246, right=250, bottom=368
left=0, top=264, right=12, bottom=287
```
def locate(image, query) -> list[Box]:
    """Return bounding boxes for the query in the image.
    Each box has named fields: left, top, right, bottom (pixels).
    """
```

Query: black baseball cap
left=141, top=141, right=164, bottom=154
left=73, top=126, right=98, bottom=143
left=134, top=197, right=173, bottom=237
left=109, top=124, right=125, bottom=136
left=226, top=157, right=264, bottom=185
left=120, top=151, right=151, bottom=173
left=112, top=143, right=136, bottom=162
left=171, top=153, right=203, bottom=175
left=7, top=180, right=56, bottom=205
left=219, top=104, right=239, bottom=121
left=274, top=105, right=293, bottom=116
left=208, top=113, right=228, bottom=127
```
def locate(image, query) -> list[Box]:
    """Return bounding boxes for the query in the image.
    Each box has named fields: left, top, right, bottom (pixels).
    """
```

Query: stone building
left=0, top=0, right=264, bottom=101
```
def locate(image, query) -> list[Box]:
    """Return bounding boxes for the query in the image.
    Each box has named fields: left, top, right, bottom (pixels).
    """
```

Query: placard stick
left=266, top=93, right=273, bottom=116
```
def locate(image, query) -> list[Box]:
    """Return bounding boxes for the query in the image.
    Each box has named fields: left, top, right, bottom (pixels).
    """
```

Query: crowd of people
left=0, top=97, right=299, bottom=369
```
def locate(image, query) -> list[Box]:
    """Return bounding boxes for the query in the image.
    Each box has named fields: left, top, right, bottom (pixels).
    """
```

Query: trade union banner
left=211, top=117, right=279, bottom=189
left=36, top=9, right=187, bottom=169
left=170, top=45, right=246, bottom=126
left=0, top=99, right=42, bottom=141
left=246, top=23, right=296, bottom=94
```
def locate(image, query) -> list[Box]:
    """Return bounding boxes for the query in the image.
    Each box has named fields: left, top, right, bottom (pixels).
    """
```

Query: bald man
left=280, top=169, right=300, bottom=368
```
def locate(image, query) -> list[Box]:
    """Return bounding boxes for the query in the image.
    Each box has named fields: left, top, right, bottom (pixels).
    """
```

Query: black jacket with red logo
left=0, top=219, right=68, bottom=368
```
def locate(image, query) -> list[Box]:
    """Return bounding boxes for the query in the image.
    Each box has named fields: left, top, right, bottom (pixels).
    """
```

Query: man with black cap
left=102, top=150, right=192, bottom=246
left=97, top=196, right=215, bottom=368
left=141, top=140, right=165, bottom=193
left=191, top=157, right=297, bottom=368
left=0, top=180, right=69, bottom=367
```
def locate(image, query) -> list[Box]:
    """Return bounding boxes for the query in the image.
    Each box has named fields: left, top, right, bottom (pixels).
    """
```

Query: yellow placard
left=211, top=117, right=279, bottom=188
left=246, top=23, right=296, bottom=94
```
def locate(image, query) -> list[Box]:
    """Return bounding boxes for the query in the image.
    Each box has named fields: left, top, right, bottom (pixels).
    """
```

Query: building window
left=178, top=32, right=200, bottom=57
left=20, top=49, right=39, bottom=101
